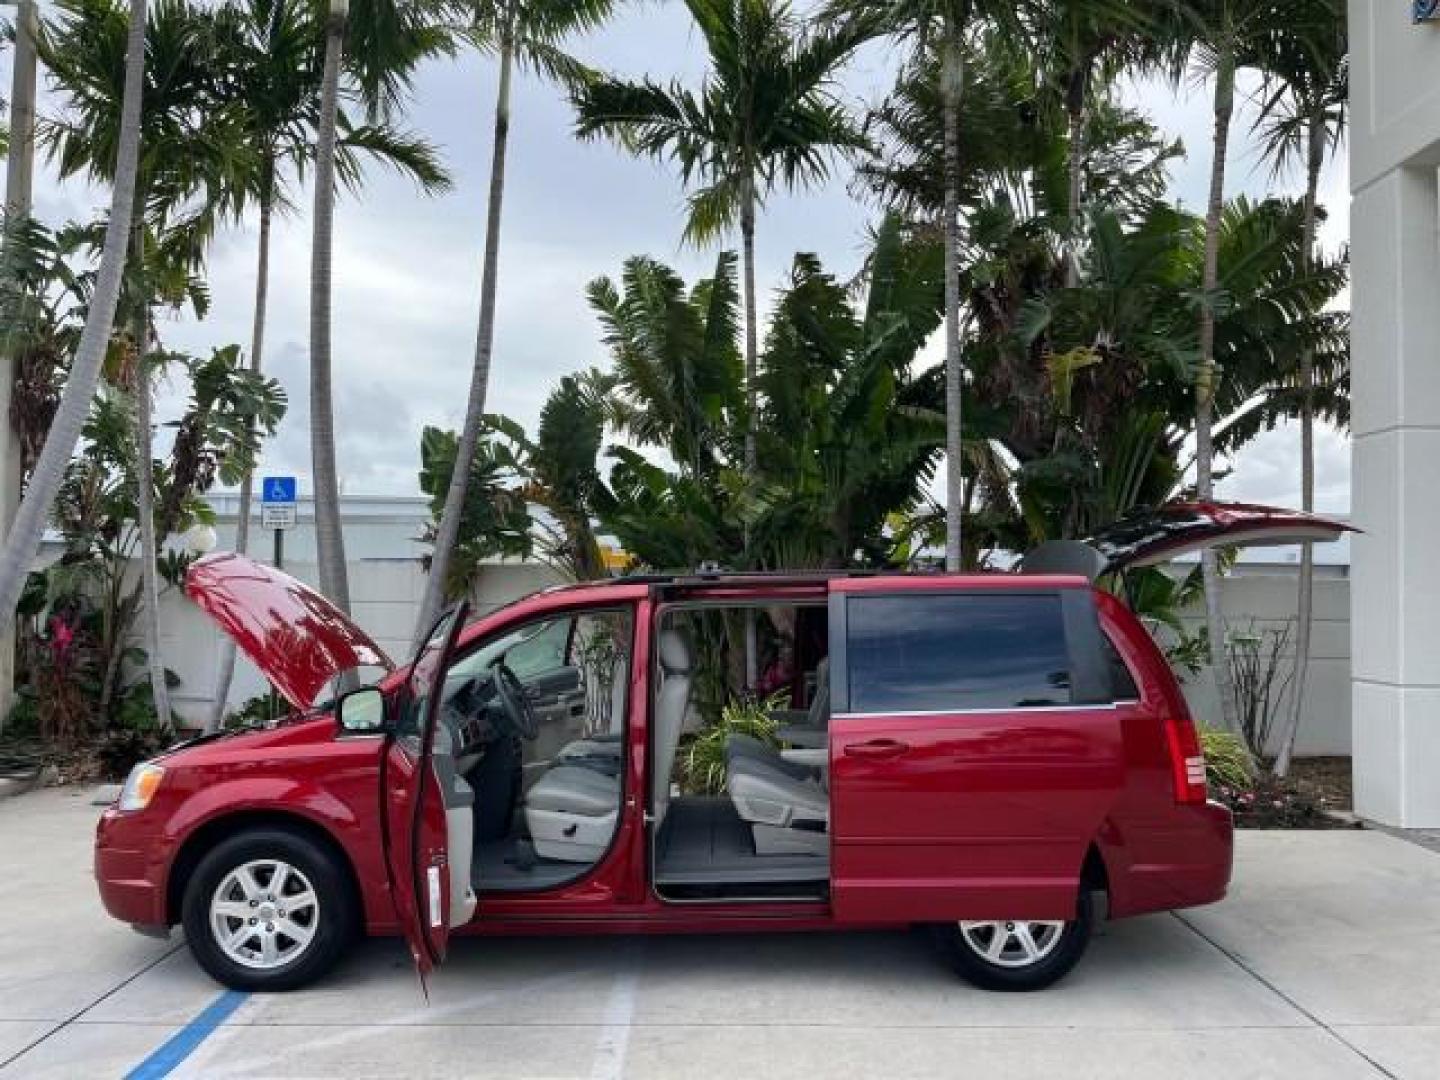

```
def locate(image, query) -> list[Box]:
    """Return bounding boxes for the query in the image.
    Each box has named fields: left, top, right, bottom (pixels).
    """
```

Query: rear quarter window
left=843, top=592, right=1073, bottom=713
left=1101, top=632, right=1141, bottom=701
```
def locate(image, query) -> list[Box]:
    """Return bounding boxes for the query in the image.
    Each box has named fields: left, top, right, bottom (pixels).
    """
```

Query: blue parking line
left=124, top=990, right=249, bottom=1080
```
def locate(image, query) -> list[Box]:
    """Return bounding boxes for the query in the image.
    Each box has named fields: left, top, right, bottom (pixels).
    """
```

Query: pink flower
left=48, top=616, right=74, bottom=658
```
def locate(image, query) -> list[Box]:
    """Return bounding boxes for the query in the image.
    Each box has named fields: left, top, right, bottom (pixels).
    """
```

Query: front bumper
left=95, top=807, right=168, bottom=930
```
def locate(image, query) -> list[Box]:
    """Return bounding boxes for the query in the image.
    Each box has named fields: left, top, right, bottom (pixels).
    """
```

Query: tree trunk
left=1064, top=65, right=1088, bottom=289
left=941, top=27, right=965, bottom=573
left=741, top=173, right=758, bottom=479
left=412, top=22, right=514, bottom=647
left=740, top=172, right=759, bottom=685
left=310, top=6, right=351, bottom=613
left=1273, top=111, right=1326, bottom=777
left=1197, top=41, right=1238, bottom=733
left=133, top=299, right=172, bottom=732
left=0, top=0, right=147, bottom=629
left=0, top=0, right=40, bottom=731
left=206, top=178, right=274, bottom=732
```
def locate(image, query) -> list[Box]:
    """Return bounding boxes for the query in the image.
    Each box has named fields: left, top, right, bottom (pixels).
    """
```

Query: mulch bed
left=0, top=731, right=167, bottom=786
left=1216, top=755, right=1359, bottom=829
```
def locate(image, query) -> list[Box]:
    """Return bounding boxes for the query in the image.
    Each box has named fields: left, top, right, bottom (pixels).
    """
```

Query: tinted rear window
left=1102, top=633, right=1140, bottom=700
left=845, top=593, right=1072, bottom=713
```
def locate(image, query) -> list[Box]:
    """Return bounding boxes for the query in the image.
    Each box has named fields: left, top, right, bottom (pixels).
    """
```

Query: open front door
left=383, top=603, right=469, bottom=980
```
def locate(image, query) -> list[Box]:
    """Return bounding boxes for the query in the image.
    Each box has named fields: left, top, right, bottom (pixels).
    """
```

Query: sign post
left=260, top=476, right=297, bottom=571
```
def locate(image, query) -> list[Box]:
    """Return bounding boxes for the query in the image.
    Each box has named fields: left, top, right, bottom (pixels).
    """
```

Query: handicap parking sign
left=261, top=476, right=296, bottom=504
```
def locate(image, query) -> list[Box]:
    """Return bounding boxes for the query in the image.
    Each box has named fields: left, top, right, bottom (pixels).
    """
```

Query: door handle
left=844, top=739, right=909, bottom=759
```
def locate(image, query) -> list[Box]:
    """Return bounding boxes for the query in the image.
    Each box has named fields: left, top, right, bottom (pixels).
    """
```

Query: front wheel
left=933, top=890, right=1094, bottom=991
left=181, top=828, right=356, bottom=992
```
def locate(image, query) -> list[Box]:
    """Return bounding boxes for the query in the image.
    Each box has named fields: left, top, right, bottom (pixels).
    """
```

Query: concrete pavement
left=1, top=786, right=1437, bottom=1078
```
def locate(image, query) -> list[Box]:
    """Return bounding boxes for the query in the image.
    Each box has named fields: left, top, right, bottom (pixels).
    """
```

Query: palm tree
left=0, top=0, right=146, bottom=642
left=310, top=0, right=350, bottom=614
left=574, top=0, right=868, bottom=485
left=750, top=215, right=947, bottom=568
left=1031, top=0, right=1165, bottom=286
left=587, top=252, right=743, bottom=485
left=1253, top=0, right=1347, bottom=775
left=829, top=1, right=1029, bottom=572
left=39, top=0, right=250, bottom=729
left=412, top=0, right=613, bottom=646
left=205, top=0, right=449, bottom=728
left=310, top=0, right=452, bottom=617
left=1172, top=0, right=1330, bottom=733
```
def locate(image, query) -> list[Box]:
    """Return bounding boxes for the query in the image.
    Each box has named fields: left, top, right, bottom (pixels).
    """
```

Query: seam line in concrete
left=0, top=942, right=184, bottom=1073
left=1171, top=912, right=1398, bottom=1079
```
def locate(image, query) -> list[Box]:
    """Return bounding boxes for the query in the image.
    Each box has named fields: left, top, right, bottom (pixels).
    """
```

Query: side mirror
left=336, top=687, right=387, bottom=735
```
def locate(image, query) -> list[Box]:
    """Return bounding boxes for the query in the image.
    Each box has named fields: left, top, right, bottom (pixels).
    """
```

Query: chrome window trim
left=833, top=702, right=1121, bottom=720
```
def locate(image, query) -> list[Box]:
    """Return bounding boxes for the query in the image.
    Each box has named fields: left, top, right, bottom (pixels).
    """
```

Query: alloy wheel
left=957, top=920, right=1065, bottom=968
left=209, top=859, right=320, bottom=970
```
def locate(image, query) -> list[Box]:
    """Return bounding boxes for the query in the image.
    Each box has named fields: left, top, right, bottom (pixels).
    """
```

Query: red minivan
left=94, top=503, right=1348, bottom=992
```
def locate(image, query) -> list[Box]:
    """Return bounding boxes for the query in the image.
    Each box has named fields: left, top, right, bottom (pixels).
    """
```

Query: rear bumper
left=1106, top=801, right=1234, bottom=918
left=94, top=808, right=168, bottom=930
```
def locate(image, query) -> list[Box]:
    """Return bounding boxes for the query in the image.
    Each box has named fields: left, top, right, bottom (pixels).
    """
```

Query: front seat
left=523, top=628, right=693, bottom=862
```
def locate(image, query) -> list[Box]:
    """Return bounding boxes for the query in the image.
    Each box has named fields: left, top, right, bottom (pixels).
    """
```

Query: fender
left=159, top=768, right=396, bottom=930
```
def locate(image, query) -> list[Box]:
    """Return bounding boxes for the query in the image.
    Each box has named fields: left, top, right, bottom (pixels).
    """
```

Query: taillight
left=1163, top=716, right=1208, bottom=804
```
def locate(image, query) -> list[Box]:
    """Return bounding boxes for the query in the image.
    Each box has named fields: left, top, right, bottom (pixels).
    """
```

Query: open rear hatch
left=1020, top=502, right=1354, bottom=581
left=185, top=552, right=393, bottom=710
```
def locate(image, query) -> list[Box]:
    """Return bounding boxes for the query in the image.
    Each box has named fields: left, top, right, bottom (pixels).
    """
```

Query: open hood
left=185, top=552, right=393, bottom=711
left=1020, top=502, right=1354, bottom=581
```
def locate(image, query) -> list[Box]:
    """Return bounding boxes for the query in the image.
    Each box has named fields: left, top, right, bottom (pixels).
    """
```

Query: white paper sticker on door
left=427, top=864, right=443, bottom=929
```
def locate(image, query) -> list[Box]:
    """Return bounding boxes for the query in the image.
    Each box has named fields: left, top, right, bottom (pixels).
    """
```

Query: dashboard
left=443, top=671, right=504, bottom=774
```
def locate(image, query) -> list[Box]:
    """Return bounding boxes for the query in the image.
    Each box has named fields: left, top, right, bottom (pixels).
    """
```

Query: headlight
left=117, top=762, right=165, bottom=812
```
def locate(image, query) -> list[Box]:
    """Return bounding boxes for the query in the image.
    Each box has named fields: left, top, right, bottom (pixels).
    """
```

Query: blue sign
left=1417, top=0, right=1440, bottom=22
left=261, top=476, right=296, bottom=504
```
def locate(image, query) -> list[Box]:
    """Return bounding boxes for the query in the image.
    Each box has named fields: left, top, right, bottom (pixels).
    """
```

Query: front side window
left=845, top=593, right=1072, bottom=714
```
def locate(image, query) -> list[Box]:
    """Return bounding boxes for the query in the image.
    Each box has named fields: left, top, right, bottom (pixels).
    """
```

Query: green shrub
left=226, top=691, right=292, bottom=729
left=679, top=691, right=788, bottom=796
left=1200, top=727, right=1256, bottom=792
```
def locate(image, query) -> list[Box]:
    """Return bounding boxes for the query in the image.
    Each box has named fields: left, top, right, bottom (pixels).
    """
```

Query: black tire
left=181, top=827, right=357, bottom=992
left=933, top=890, right=1094, bottom=992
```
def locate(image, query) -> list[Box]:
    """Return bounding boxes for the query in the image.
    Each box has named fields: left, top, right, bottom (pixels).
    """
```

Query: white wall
left=1349, top=2, right=1440, bottom=824
left=1177, top=571, right=1351, bottom=757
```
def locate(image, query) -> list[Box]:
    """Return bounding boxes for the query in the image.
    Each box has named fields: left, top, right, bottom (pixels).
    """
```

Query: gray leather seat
left=650, top=628, right=695, bottom=830
left=522, top=627, right=694, bottom=863
left=526, top=766, right=620, bottom=817
left=725, top=657, right=830, bottom=856
left=727, top=732, right=816, bottom=781
left=728, top=757, right=829, bottom=825
left=725, top=656, right=830, bottom=780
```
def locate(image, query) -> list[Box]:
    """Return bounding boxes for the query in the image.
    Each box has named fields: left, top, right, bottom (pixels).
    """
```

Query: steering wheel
left=492, top=662, right=539, bottom=740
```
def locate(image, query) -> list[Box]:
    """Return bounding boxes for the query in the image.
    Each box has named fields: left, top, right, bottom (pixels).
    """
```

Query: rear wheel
left=934, top=890, right=1093, bottom=991
left=181, top=828, right=356, bottom=992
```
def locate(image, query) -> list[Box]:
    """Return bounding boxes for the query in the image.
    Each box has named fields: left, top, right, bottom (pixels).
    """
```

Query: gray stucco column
left=1350, top=4, right=1440, bottom=826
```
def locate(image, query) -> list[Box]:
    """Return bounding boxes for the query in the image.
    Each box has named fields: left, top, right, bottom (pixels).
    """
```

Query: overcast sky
left=9, top=3, right=1352, bottom=516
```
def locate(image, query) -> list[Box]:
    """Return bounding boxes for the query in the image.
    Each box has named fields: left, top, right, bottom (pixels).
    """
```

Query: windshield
left=400, top=608, right=467, bottom=736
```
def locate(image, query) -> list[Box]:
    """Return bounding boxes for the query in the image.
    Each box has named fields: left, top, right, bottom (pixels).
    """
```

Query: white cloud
left=5, top=7, right=1350, bottom=512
